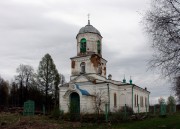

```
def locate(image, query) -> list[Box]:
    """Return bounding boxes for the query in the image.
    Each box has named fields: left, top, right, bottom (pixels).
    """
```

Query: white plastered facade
left=59, top=22, right=150, bottom=114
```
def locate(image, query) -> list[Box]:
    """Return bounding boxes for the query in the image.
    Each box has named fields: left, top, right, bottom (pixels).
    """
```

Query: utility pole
left=107, top=83, right=110, bottom=112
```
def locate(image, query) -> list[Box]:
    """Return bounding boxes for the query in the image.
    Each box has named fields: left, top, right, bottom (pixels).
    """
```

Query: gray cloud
left=0, top=0, right=173, bottom=104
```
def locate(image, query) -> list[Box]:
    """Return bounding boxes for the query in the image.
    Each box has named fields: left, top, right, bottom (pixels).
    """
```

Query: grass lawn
left=0, top=112, right=180, bottom=129
left=81, top=113, right=180, bottom=129
left=113, top=114, right=180, bottom=129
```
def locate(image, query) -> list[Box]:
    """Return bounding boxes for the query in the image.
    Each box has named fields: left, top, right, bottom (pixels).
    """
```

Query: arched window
left=80, top=38, right=86, bottom=53
left=114, top=93, right=117, bottom=107
left=140, top=96, right=143, bottom=107
left=134, top=94, right=136, bottom=107
left=97, top=40, right=101, bottom=54
left=80, top=62, right=85, bottom=74
left=137, top=95, right=138, bottom=106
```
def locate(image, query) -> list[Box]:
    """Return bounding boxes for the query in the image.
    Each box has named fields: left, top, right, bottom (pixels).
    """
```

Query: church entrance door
left=70, top=92, right=80, bottom=119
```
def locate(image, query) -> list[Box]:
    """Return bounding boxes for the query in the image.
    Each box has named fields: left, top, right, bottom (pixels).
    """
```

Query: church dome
left=77, top=20, right=101, bottom=37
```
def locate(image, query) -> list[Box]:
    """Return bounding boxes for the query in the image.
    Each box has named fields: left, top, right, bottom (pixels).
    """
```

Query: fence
left=149, top=104, right=176, bottom=115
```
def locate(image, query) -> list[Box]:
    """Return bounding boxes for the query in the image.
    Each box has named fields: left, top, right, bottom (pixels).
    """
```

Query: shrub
left=109, top=106, right=134, bottom=123
left=80, top=113, right=105, bottom=123
left=50, top=106, right=63, bottom=119
left=119, top=105, right=134, bottom=115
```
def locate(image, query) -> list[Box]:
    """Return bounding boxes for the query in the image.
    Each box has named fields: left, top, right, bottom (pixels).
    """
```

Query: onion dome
left=77, top=20, right=101, bottom=37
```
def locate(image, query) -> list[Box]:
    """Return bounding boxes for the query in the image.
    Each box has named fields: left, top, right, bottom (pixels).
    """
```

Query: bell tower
left=76, top=19, right=102, bottom=56
left=70, top=19, right=107, bottom=80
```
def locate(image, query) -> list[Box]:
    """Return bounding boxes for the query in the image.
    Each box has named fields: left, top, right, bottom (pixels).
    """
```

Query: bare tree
left=16, top=64, right=34, bottom=87
left=158, top=97, right=165, bottom=105
left=143, top=0, right=180, bottom=102
left=60, top=74, right=66, bottom=85
left=93, top=90, right=107, bottom=115
left=167, top=95, right=176, bottom=105
left=15, top=64, right=34, bottom=105
left=143, top=0, right=180, bottom=78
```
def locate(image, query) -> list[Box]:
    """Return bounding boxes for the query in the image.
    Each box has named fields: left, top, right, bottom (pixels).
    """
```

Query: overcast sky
left=0, top=0, right=174, bottom=104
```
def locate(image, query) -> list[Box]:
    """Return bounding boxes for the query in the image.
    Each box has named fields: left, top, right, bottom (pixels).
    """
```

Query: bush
left=109, top=106, right=134, bottom=123
left=119, top=106, right=134, bottom=115
left=62, top=113, right=105, bottom=123
left=50, top=106, right=63, bottom=119
left=80, top=114, right=105, bottom=123
left=61, top=106, right=134, bottom=123
left=62, top=112, right=81, bottom=121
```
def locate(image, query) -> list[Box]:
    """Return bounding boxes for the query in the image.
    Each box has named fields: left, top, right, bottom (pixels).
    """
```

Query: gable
left=70, top=75, right=91, bottom=83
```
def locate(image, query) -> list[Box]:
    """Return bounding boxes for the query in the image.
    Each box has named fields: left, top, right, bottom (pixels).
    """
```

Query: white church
left=59, top=20, right=150, bottom=114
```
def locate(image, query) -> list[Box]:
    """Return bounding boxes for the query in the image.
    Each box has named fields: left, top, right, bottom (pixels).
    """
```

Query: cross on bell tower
left=87, top=13, right=90, bottom=25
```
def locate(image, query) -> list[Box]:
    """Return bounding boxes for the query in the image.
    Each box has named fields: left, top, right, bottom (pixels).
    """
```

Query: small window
left=71, top=61, right=75, bottom=68
left=80, top=62, right=85, bottom=74
left=97, top=64, right=102, bottom=75
left=97, top=41, right=101, bottom=54
left=80, top=38, right=86, bottom=53
left=114, top=93, right=117, bottom=107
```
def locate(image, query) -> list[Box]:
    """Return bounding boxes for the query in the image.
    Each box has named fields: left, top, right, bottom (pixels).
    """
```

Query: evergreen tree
left=37, top=53, right=60, bottom=110
left=54, top=72, right=60, bottom=107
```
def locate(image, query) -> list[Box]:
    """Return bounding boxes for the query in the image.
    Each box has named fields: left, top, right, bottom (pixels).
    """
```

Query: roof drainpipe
left=132, top=85, right=134, bottom=112
left=107, top=83, right=110, bottom=112
left=148, top=93, right=149, bottom=112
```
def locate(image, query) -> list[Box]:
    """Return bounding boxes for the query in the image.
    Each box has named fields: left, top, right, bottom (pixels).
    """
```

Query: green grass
left=0, top=112, right=20, bottom=125
left=81, top=113, right=180, bottom=129
left=113, top=115, right=180, bottom=129
left=0, top=112, right=180, bottom=129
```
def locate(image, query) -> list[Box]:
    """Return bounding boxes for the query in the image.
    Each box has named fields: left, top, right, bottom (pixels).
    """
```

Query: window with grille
left=80, top=38, right=86, bottom=53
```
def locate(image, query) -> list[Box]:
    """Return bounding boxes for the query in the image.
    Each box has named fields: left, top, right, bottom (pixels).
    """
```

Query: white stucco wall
left=60, top=22, right=151, bottom=114
left=60, top=25, right=150, bottom=114
left=59, top=81, right=150, bottom=114
left=71, top=56, right=107, bottom=78
left=133, top=87, right=150, bottom=113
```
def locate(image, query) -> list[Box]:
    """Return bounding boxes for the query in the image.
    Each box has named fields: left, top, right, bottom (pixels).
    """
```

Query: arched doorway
left=70, top=92, right=80, bottom=115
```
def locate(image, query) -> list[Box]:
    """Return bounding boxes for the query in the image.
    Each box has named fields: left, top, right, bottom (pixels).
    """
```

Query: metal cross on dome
left=87, top=13, right=90, bottom=20
left=87, top=13, right=90, bottom=25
